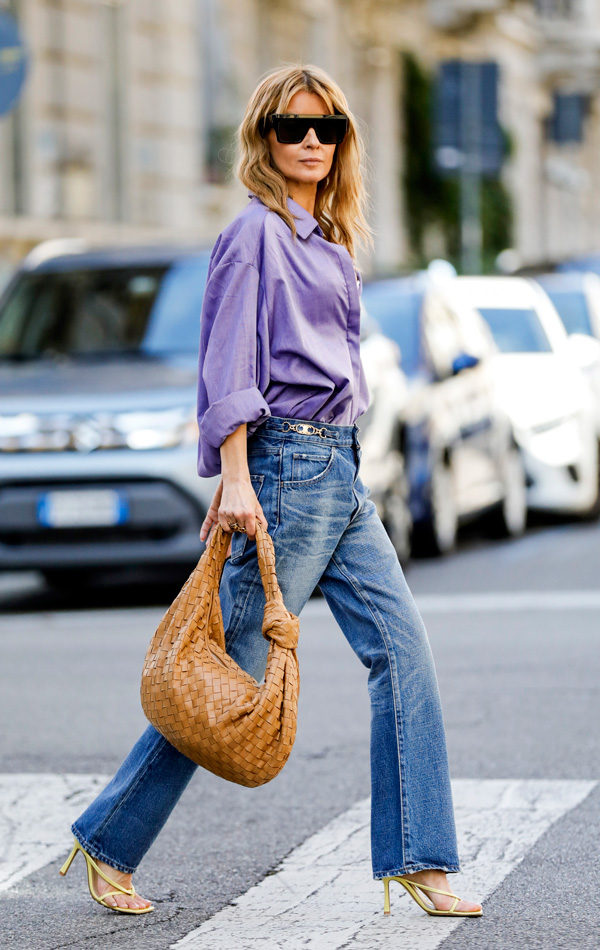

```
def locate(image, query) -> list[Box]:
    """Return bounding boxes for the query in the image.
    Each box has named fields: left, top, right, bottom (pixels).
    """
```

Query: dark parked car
left=362, top=275, right=527, bottom=555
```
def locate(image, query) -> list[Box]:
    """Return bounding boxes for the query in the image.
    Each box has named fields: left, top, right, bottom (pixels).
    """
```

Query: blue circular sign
left=0, top=12, right=28, bottom=117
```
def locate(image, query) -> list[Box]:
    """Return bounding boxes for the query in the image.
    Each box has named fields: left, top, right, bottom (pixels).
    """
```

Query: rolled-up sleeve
left=197, top=260, right=271, bottom=477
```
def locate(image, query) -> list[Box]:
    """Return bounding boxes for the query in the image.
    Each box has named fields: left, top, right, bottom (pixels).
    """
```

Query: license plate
left=37, top=490, right=129, bottom=528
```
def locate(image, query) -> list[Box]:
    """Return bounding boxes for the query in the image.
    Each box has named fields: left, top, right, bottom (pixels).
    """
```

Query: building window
left=546, top=92, right=589, bottom=143
left=535, top=0, right=576, bottom=18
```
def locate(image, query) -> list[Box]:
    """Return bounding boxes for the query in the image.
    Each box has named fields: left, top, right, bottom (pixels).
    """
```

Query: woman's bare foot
left=92, top=859, right=153, bottom=910
left=401, top=869, right=481, bottom=913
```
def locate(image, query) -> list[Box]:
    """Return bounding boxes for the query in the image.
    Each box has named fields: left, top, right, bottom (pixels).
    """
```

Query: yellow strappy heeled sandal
left=383, top=875, right=482, bottom=917
left=59, top=837, right=154, bottom=914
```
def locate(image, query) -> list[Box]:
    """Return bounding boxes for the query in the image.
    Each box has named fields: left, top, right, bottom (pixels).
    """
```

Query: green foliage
left=481, top=177, right=513, bottom=272
left=401, top=52, right=513, bottom=273
left=402, top=52, right=443, bottom=261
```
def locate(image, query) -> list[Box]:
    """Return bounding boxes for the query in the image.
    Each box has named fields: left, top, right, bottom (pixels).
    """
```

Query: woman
left=59, top=63, right=482, bottom=920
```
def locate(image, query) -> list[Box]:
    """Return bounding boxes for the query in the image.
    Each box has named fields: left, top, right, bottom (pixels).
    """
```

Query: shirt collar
left=247, top=191, right=324, bottom=239
left=286, top=195, right=324, bottom=239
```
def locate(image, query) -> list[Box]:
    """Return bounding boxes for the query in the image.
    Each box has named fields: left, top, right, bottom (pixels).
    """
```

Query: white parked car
left=533, top=272, right=600, bottom=436
left=445, top=276, right=600, bottom=518
left=358, top=311, right=412, bottom=563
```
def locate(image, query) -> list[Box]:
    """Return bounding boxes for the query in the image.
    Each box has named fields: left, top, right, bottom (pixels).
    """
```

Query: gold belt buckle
left=282, top=422, right=329, bottom=439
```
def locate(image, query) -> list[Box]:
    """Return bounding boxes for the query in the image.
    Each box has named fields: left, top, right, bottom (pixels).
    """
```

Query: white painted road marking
left=302, top=590, right=600, bottom=617
left=415, top=591, right=600, bottom=612
left=172, top=779, right=596, bottom=950
left=0, top=774, right=108, bottom=892
left=0, top=776, right=595, bottom=949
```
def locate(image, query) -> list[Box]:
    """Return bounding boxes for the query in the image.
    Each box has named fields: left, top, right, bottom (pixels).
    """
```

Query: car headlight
left=523, top=413, right=583, bottom=466
left=113, top=408, right=198, bottom=450
left=0, top=407, right=198, bottom=453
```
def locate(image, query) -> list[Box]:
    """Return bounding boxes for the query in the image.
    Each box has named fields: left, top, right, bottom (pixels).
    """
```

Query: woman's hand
left=200, top=476, right=268, bottom=556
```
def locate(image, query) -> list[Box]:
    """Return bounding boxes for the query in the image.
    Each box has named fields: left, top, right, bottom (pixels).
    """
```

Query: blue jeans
left=72, top=415, right=460, bottom=879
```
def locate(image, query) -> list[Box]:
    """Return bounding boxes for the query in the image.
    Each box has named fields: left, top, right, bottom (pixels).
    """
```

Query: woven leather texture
left=140, top=521, right=300, bottom=787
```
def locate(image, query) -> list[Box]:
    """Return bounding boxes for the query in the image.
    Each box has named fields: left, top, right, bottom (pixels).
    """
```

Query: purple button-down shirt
left=196, top=191, right=370, bottom=477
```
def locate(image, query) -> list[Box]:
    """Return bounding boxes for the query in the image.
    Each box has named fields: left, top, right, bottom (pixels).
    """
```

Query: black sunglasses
left=259, top=113, right=348, bottom=145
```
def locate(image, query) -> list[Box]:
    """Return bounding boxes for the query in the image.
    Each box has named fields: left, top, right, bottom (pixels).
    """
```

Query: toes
left=458, top=899, right=481, bottom=913
left=129, top=895, right=151, bottom=909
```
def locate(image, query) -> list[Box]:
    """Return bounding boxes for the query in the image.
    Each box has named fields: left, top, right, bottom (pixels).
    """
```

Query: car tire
left=412, top=455, right=458, bottom=557
left=382, top=467, right=412, bottom=566
left=486, top=444, right=528, bottom=539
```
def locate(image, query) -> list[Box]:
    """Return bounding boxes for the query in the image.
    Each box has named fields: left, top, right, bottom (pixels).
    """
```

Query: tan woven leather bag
left=140, top=520, right=300, bottom=788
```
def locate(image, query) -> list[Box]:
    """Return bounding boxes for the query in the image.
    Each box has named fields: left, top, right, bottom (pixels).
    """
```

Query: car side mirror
left=452, top=352, right=480, bottom=375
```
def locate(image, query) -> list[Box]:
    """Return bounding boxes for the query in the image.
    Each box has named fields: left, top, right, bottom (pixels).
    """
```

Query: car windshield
left=0, top=256, right=210, bottom=360
left=543, top=290, right=593, bottom=336
left=361, top=286, right=422, bottom=376
left=476, top=307, right=552, bottom=353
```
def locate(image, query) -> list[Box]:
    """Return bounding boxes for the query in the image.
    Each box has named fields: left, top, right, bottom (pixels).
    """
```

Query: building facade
left=1, top=0, right=600, bottom=280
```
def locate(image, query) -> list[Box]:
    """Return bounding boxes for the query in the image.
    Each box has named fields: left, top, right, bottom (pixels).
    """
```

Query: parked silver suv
left=0, top=240, right=213, bottom=586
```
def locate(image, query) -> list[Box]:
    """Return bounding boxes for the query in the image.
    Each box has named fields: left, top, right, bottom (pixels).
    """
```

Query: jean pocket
left=286, top=447, right=336, bottom=487
left=229, top=474, right=265, bottom=563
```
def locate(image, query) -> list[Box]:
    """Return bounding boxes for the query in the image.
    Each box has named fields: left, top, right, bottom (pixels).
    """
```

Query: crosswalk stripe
left=0, top=774, right=108, bottom=892
left=0, top=775, right=595, bottom=949
left=171, top=779, right=596, bottom=950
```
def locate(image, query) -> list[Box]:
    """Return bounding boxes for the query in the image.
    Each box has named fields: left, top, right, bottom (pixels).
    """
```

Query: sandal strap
left=78, top=842, right=136, bottom=896
left=99, top=890, right=130, bottom=903
left=406, top=879, right=461, bottom=900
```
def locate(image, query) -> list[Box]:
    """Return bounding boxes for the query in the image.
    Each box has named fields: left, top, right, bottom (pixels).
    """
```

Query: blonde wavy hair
left=234, top=63, right=374, bottom=261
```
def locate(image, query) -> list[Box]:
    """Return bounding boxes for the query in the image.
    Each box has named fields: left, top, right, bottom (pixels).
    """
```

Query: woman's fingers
left=216, top=480, right=269, bottom=542
left=200, top=480, right=223, bottom=542
left=243, top=505, right=270, bottom=541
left=204, top=521, right=232, bottom=558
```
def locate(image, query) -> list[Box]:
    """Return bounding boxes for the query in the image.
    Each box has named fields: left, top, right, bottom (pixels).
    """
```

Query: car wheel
left=487, top=444, right=528, bottom=539
left=413, top=456, right=458, bottom=557
left=382, top=469, right=412, bottom=566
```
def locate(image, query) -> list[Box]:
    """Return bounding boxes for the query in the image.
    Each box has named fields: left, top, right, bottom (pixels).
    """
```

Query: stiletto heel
left=58, top=836, right=154, bottom=914
left=383, top=876, right=391, bottom=915
left=382, top=875, right=482, bottom=917
left=59, top=843, right=78, bottom=876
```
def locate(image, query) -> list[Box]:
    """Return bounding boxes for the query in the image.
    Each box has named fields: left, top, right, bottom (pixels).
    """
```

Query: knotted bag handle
left=205, top=519, right=289, bottom=626
left=201, top=520, right=298, bottom=652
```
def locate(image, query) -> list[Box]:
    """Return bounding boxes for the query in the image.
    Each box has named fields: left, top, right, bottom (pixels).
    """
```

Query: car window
left=0, top=258, right=210, bottom=359
left=543, top=290, right=593, bottom=337
left=477, top=307, right=552, bottom=353
left=360, top=286, right=422, bottom=376
left=451, top=300, right=496, bottom=360
left=143, top=256, right=210, bottom=354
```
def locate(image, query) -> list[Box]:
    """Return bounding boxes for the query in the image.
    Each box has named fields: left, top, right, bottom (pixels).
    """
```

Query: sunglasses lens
left=276, top=118, right=309, bottom=143
left=317, top=118, right=347, bottom=144
left=274, top=116, right=347, bottom=145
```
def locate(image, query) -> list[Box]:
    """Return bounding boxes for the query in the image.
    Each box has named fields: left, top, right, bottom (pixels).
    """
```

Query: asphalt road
left=1, top=516, right=599, bottom=949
